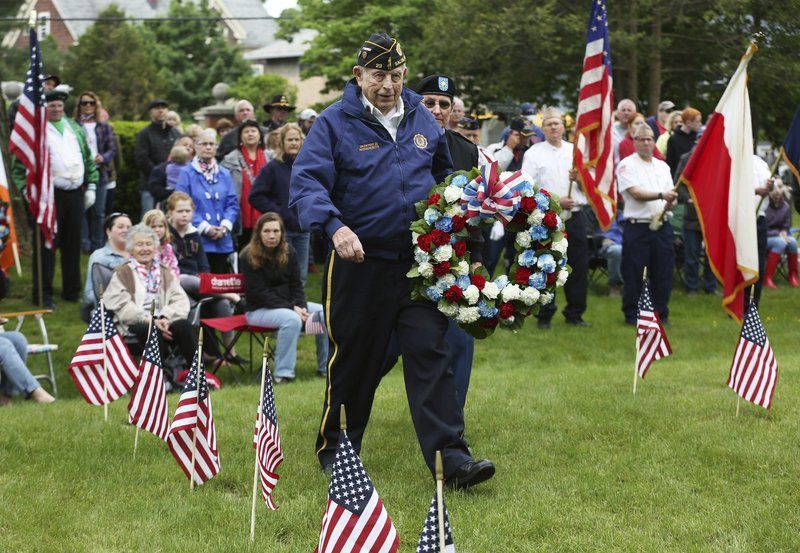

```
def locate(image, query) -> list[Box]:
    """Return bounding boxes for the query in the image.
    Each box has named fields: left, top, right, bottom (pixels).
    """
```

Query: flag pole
left=633, top=267, right=647, bottom=395
left=99, top=286, right=109, bottom=422
left=35, top=225, right=43, bottom=308
left=755, top=155, right=782, bottom=214
left=133, top=303, right=157, bottom=461
left=250, top=338, right=269, bottom=543
left=340, top=403, right=347, bottom=433
left=435, top=450, right=446, bottom=553
left=190, top=327, right=203, bottom=491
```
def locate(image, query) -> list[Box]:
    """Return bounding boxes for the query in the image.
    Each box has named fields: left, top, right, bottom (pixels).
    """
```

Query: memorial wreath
left=407, top=161, right=570, bottom=338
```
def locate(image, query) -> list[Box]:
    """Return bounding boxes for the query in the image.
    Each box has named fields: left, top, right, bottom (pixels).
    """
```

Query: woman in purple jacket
left=764, top=184, right=798, bottom=288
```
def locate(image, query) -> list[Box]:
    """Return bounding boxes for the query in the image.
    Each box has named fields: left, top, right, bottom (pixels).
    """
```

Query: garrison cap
left=416, top=75, right=456, bottom=98
left=357, top=33, right=406, bottom=70
left=45, top=89, right=68, bottom=103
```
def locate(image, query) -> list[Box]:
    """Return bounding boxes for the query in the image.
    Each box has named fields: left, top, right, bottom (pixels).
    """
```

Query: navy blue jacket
left=289, top=79, right=452, bottom=258
left=248, top=156, right=302, bottom=232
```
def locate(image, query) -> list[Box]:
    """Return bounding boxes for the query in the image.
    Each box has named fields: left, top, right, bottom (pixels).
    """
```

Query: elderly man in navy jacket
left=290, top=33, right=494, bottom=489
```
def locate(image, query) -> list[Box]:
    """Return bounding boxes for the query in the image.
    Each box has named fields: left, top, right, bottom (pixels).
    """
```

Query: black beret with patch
left=416, top=75, right=456, bottom=98
left=357, top=33, right=406, bottom=70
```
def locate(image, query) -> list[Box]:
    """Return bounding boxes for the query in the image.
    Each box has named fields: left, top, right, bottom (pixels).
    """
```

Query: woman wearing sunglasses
left=74, top=91, right=117, bottom=252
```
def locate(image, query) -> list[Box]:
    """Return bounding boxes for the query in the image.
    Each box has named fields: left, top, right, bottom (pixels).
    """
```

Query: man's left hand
left=84, top=190, right=96, bottom=211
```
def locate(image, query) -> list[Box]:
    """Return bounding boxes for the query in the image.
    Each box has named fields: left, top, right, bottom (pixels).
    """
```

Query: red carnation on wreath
left=520, top=196, right=537, bottom=213
left=543, top=210, right=558, bottom=228
left=470, top=274, right=486, bottom=290
left=499, top=302, right=515, bottom=319
left=431, top=229, right=450, bottom=247
left=480, top=317, right=499, bottom=329
left=433, top=261, right=451, bottom=277
left=444, top=285, right=463, bottom=302
left=515, top=267, right=532, bottom=285
left=547, top=272, right=557, bottom=286
left=451, top=215, right=466, bottom=232
left=417, top=233, right=434, bottom=252
left=453, top=241, right=467, bottom=256
left=428, top=194, right=442, bottom=206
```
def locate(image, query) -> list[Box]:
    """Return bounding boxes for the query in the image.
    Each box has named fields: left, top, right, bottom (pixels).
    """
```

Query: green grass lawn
left=1, top=254, right=799, bottom=552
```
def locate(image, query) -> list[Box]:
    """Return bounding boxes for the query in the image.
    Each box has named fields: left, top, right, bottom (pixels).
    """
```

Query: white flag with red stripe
left=128, top=322, right=169, bottom=441
left=68, top=305, right=138, bottom=406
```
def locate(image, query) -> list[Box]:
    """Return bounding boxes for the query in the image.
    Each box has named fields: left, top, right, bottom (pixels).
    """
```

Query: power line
left=0, top=16, right=292, bottom=22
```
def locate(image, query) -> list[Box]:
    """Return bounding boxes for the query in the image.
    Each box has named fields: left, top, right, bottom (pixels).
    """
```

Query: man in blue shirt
left=290, top=33, right=494, bottom=489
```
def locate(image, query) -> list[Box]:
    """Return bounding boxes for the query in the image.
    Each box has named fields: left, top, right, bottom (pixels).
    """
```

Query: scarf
left=193, top=156, right=219, bottom=184
left=129, top=258, right=162, bottom=295
left=240, top=146, right=267, bottom=229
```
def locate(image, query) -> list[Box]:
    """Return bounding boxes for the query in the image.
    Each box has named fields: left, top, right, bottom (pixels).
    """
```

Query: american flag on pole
left=417, top=495, right=455, bottom=553
left=128, top=324, right=169, bottom=441
left=635, top=277, right=672, bottom=379
left=573, top=0, right=616, bottom=230
left=314, top=429, right=399, bottom=553
left=167, top=350, right=220, bottom=485
left=253, top=361, right=284, bottom=509
left=727, top=302, right=778, bottom=409
left=8, top=29, right=54, bottom=247
left=68, top=306, right=138, bottom=405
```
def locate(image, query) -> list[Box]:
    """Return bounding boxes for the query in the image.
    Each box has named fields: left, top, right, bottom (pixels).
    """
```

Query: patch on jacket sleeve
left=358, top=142, right=380, bottom=152
left=413, top=133, right=428, bottom=149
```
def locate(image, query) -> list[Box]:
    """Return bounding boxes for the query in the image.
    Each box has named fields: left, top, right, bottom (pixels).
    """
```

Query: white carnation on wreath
left=438, top=302, right=459, bottom=318
left=414, top=247, right=429, bottom=264
left=436, top=274, right=456, bottom=290
left=463, top=285, right=480, bottom=305
left=556, top=268, right=569, bottom=286
left=456, top=306, right=480, bottom=324
left=539, top=291, right=554, bottom=305
left=528, top=210, right=544, bottom=226
left=552, top=237, right=568, bottom=255
left=419, top=261, right=433, bottom=278
left=443, top=184, right=462, bottom=204
left=520, top=287, right=540, bottom=306
left=482, top=282, right=500, bottom=300
left=456, top=260, right=470, bottom=275
left=445, top=203, right=463, bottom=218
left=501, top=283, right=522, bottom=302
left=515, top=231, right=532, bottom=248
left=412, top=231, right=420, bottom=244
left=433, top=244, right=453, bottom=262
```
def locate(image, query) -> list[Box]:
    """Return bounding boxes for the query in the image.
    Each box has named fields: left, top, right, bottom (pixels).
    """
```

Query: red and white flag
left=167, top=350, right=220, bottom=485
left=128, top=323, right=169, bottom=441
left=68, top=305, right=138, bottom=406
left=8, top=29, right=55, bottom=248
left=636, top=277, right=672, bottom=379
left=315, top=429, right=399, bottom=553
left=573, top=0, right=616, bottom=230
left=252, top=360, right=284, bottom=509
left=679, top=44, right=759, bottom=322
left=727, top=301, right=778, bottom=409
left=0, top=154, right=19, bottom=273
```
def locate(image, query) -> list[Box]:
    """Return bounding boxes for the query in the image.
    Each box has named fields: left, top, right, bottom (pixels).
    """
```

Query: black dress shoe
left=446, top=458, right=495, bottom=490
left=565, top=318, right=592, bottom=327
left=537, top=320, right=551, bottom=330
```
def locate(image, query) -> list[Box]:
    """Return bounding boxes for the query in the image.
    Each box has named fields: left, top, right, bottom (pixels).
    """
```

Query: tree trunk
left=647, top=8, right=662, bottom=115
left=626, top=0, right=639, bottom=102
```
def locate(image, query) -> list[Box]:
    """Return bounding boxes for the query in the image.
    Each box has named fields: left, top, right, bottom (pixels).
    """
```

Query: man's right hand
left=662, top=190, right=678, bottom=203
left=560, top=196, right=576, bottom=210
left=332, top=226, right=365, bottom=263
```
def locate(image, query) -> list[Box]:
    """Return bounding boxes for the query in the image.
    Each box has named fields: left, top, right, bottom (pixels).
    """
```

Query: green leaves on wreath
left=410, top=219, right=430, bottom=235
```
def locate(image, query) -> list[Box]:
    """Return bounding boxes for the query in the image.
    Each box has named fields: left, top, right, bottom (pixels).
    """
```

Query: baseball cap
left=510, top=116, right=535, bottom=137
left=658, top=100, right=676, bottom=112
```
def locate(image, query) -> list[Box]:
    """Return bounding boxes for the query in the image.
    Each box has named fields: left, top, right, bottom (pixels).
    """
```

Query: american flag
left=128, top=324, right=169, bottom=441
left=68, top=306, right=139, bottom=406
left=636, top=278, right=671, bottom=379
left=305, top=310, right=326, bottom=335
left=8, top=29, right=54, bottom=247
left=573, top=0, right=616, bottom=230
left=727, top=302, right=778, bottom=409
left=417, top=495, right=455, bottom=553
left=167, top=350, right=220, bottom=485
left=314, top=429, right=399, bottom=553
left=253, top=360, right=284, bottom=509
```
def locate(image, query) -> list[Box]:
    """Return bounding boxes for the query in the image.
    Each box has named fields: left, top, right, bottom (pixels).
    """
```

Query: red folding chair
left=197, top=273, right=276, bottom=375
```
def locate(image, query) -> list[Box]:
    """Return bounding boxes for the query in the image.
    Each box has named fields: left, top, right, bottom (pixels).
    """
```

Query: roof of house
left=243, top=28, right=316, bottom=61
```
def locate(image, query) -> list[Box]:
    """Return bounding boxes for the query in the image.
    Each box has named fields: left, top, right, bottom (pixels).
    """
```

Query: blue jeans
left=767, top=235, right=798, bottom=254
left=599, top=243, right=623, bottom=285
left=285, top=231, right=310, bottom=285
left=140, top=190, right=155, bottom=219
left=0, top=332, right=39, bottom=397
left=246, top=301, right=327, bottom=378
left=682, top=227, right=716, bottom=292
left=81, top=181, right=108, bottom=251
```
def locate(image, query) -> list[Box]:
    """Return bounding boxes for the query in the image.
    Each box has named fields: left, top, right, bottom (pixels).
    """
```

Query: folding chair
left=197, top=273, right=276, bottom=376
left=0, top=309, right=59, bottom=395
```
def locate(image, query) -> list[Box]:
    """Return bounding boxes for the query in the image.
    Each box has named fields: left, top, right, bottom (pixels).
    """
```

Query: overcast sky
left=264, top=0, right=297, bottom=17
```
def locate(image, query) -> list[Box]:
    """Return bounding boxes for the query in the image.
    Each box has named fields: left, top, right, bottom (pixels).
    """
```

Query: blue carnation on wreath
left=407, top=161, right=571, bottom=338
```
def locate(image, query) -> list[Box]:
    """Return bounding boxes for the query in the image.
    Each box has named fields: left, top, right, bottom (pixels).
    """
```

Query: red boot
left=788, top=252, right=799, bottom=288
left=764, top=251, right=781, bottom=289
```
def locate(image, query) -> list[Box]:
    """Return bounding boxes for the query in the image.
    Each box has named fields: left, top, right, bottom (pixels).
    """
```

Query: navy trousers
left=621, top=221, right=675, bottom=323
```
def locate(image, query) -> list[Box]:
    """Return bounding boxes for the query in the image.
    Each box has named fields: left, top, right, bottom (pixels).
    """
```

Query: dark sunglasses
left=423, top=98, right=452, bottom=110
left=80, top=100, right=97, bottom=106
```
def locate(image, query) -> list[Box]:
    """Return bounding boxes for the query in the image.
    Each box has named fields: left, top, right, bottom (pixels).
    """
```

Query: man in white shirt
left=617, top=124, right=677, bottom=324
left=613, top=98, right=637, bottom=162
left=750, top=153, right=772, bottom=305
left=522, top=107, right=591, bottom=328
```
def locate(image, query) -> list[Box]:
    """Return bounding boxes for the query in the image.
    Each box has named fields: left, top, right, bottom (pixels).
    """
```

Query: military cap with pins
left=357, top=33, right=406, bottom=70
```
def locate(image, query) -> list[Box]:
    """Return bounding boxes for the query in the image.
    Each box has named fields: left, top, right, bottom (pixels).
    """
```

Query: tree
left=144, top=0, right=250, bottom=114
left=62, top=5, right=164, bottom=120
left=229, top=74, right=296, bottom=116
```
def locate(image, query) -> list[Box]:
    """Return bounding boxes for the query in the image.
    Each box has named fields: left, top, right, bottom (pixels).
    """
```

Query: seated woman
left=176, top=128, right=240, bottom=274
left=104, top=224, right=197, bottom=365
left=241, top=213, right=327, bottom=383
left=764, top=184, right=799, bottom=288
left=142, top=209, right=179, bottom=278
left=80, top=212, right=132, bottom=322
left=0, top=323, right=55, bottom=405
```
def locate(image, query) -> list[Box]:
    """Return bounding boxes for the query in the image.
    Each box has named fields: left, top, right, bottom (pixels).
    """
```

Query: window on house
left=37, top=12, right=51, bottom=40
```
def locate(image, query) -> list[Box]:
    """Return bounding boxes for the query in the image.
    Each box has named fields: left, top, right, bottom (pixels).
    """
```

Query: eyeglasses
left=196, top=142, right=217, bottom=147
left=423, top=98, right=452, bottom=110
left=634, top=137, right=654, bottom=142
left=80, top=100, right=96, bottom=106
